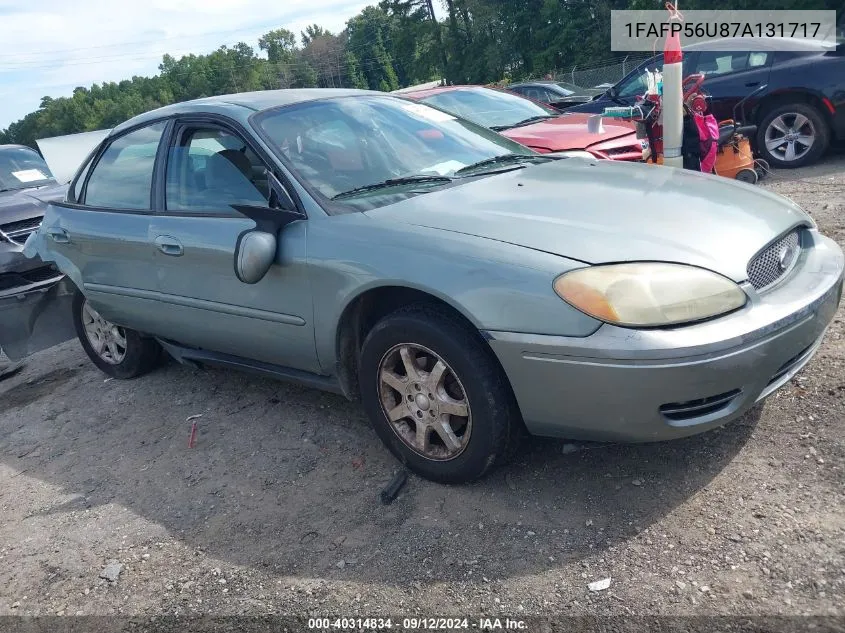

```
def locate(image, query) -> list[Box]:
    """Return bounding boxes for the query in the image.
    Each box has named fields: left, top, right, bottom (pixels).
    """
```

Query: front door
left=149, top=120, right=319, bottom=373
left=693, top=51, right=773, bottom=121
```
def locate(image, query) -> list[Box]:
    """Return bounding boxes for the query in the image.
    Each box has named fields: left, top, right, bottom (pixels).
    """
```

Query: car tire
left=72, top=291, right=161, bottom=379
left=358, top=303, right=523, bottom=484
left=757, top=103, right=830, bottom=169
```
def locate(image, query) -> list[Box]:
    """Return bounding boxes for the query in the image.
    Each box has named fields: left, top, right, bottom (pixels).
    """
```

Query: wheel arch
left=333, top=283, right=488, bottom=401
left=753, top=90, right=835, bottom=131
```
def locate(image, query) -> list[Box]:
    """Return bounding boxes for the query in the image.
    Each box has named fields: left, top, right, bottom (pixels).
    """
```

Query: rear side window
left=695, top=52, right=771, bottom=76
left=84, top=122, right=166, bottom=209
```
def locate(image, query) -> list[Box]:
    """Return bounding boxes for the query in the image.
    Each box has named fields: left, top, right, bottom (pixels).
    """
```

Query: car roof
left=509, top=81, right=559, bottom=87
left=111, top=88, right=379, bottom=135
left=401, top=85, right=491, bottom=99
left=0, top=144, right=40, bottom=152
left=684, top=36, right=833, bottom=51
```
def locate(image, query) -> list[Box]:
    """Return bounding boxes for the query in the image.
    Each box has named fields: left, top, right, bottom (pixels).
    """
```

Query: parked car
left=402, top=85, right=646, bottom=161
left=567, top=38, right=845, bottom=168
left=507, top=80, right=604, bottom=111
left=0, top=145, right=67, bottom=359
left=10, top=89, right=844, bottom=484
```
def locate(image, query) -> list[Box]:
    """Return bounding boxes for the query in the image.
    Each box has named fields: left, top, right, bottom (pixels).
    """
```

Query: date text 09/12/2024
left=307, top=618, right=528, bottom=630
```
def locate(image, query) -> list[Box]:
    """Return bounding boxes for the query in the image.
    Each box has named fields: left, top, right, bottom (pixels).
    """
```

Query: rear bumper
left=486, top=230, right=844, bottom=442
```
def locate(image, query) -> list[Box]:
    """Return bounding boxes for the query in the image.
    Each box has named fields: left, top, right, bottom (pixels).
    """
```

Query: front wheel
left=72, top=291, right=162, bottom=379
left=358, top=304, right=523, bottom=484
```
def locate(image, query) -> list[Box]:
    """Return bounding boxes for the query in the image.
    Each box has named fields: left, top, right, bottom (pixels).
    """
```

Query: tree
left=301, top=24, right=332, bottom=47
left=258, top=28, right=297, bottom=63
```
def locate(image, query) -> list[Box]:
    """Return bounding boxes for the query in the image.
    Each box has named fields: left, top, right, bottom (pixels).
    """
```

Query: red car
left=402, top=85, right=646, bottom=162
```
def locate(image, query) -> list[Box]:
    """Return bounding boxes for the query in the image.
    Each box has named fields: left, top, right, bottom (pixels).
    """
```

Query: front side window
left=84, top=122, right=166, bottom=209
left=254, top=95, right=537, bottom=210
left=165, top=127, right=269, bottom=214
left=420, top=88, right=558, bottom=130
left=0, top=146, right=55, bottom=191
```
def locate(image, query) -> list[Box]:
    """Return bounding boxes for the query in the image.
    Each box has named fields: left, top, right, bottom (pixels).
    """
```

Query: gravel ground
left=1, top=152, right=844, bottom=625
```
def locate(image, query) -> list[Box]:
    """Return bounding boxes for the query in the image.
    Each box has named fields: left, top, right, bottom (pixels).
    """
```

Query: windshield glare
left=255, top=95, right=534, bottom=207
left=0, top=147, right=55, bottom=190
left=419, top=88, right=557, bottom=130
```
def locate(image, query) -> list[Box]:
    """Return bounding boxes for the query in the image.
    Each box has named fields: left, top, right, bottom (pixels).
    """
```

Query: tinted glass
left=255, top=95, right=534, bottom=208
left=0, top=146, right=55, bottom=191
left=166, top=127, right=269, bottom=213
left=616, top=55, right=694, bottom=97
left=420, top=88, right=557, bottom=129
left=695, top=51, right=770, bottom=76
left=84, top=122, right=166, bottom=209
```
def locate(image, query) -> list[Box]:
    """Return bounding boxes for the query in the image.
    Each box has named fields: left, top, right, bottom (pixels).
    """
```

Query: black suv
left=567, top=38, right=845, bottom=168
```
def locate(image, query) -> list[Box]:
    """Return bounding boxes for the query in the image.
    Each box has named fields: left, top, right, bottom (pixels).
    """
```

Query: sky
left=0, top=0, right=407, bottom=129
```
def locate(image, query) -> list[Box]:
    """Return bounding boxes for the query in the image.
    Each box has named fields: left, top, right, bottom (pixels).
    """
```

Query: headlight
left=553, top=263, right=747, bottom=327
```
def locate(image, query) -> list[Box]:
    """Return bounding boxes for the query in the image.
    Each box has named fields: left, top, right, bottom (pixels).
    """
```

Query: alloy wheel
left=377, top=343, right=472, bottom=461
left=764, top=113, right=816, bottom=164
left=81, top=300, right=127, bottom=365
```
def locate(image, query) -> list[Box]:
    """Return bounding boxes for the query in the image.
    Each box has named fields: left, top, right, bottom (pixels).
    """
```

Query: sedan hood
left=0, top=183, right=67, bottom=226
left=366, top=159, right=811, bottom=283
left=502, top=113, right=635, bottom=151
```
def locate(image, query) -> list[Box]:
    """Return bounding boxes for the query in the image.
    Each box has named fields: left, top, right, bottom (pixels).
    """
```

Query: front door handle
left=46, top=228, right=70, bottom=243
left=745, top=81, right=760, bottom=87
left=155, top=235, right=183, bottom=257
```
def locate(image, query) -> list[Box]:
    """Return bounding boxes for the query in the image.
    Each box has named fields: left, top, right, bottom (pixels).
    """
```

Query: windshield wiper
left=491, top=115, right=557, bottom=131
left=455, top=154, right=548, bottom=176
left=331, top=175, right=453, bottom=200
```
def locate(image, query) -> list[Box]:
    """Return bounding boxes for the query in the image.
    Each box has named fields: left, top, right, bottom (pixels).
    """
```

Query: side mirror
left=234, top=230, right=277, bottom=284
left=608, top=86, right=619, bottom=99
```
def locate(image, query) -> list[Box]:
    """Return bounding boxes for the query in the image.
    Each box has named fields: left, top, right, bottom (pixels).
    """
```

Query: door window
left=694, top=52, right=771, bottom=77
left=165, top=127, right=270, bottom=213
left=83, top=122, right=166, bottom=209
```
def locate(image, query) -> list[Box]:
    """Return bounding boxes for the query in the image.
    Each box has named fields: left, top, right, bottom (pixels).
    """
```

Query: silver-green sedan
left=8, top=89, right=844, bottom=483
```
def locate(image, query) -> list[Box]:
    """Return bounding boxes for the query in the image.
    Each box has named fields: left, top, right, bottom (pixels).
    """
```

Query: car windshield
left=419, top=88, right=558, bottom=131
left=254, top=95, right=538, bottom=210
left=0, top=146, right=56, bottom=191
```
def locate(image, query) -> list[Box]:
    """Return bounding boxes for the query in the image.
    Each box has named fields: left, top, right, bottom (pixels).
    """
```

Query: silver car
left=10, top=89, right=844, bottom=483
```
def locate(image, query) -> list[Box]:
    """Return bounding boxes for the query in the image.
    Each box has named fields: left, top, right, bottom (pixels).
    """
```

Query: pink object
left=694, top=113, right=719, bottom=173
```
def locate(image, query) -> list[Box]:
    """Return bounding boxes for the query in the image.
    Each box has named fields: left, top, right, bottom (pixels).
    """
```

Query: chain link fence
left=528, top=54, right=655, bottom=89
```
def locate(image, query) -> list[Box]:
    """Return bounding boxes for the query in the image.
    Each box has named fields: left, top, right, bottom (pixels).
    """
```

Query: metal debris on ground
left=380, top=469, right=408, bottom=505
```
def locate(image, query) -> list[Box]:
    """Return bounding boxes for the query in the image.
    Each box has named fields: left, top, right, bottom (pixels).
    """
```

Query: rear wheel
left=358, top=304, right=523, bottom=484
left=757, top=103, right=829, bottom=168
left=72, top=291, right=161, bottom=379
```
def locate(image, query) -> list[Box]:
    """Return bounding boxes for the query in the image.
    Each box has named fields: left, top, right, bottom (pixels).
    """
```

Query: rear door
left=148, top=118, right=318, bottom=372
left=1, top=121, right=169, bottom=358
left=693, top=51, right=774, bottom=121
left=51, top=121, right=169, bottom=333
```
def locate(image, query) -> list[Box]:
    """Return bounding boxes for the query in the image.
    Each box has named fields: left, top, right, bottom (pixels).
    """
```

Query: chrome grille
left=0, top=216, right=42, bottom=246
left=747, top=229, right=801, bottom=291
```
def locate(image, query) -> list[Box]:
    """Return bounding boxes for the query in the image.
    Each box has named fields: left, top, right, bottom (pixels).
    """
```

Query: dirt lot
left=1, top=153, right=844, bottom=624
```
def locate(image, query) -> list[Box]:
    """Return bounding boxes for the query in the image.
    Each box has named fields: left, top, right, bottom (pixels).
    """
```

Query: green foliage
left=2, top=0, right=841, bottom=147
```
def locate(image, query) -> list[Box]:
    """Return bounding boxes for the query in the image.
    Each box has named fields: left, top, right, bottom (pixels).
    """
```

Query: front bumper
left=0, top=238, right=71, bottom=360
left=1, top=237, right=64, bottom=296
left=486, top=229, right=844, bottom=442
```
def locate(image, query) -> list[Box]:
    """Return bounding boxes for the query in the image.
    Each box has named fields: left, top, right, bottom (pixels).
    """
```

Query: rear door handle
left=46, top=228, right=70, bottom=243
left=155, top=235, right=183, bottom=257
left=745, top=81, right=760, bottom=87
